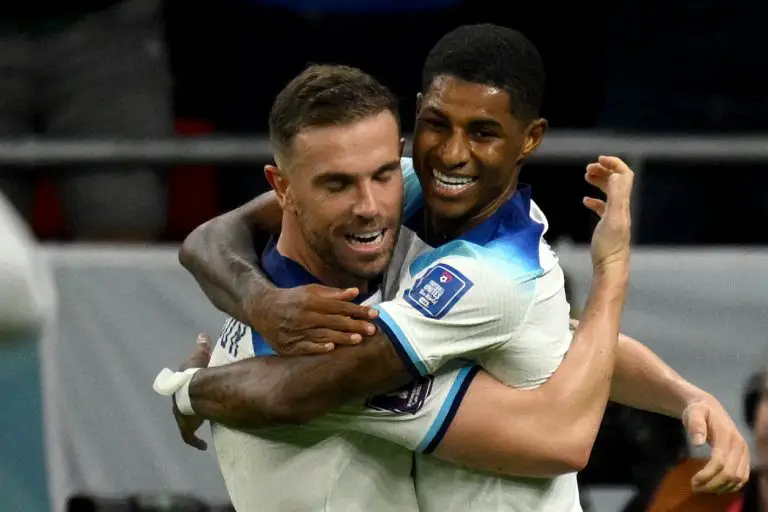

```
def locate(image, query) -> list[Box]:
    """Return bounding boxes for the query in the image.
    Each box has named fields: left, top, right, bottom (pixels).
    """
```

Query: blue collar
left=260, top=238, right=378, bottom=304
left=404, top=184, right=539, bottom=249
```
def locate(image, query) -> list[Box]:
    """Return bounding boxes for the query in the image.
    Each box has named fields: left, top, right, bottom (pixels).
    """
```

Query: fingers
left=195, top=333, right=212, bottom=354
left=173, top=401, right=207, bottom=451
left=691, top=438, right=751, bottom=494
left=682, top=403, right=709, bottom=447
left=179, top=333, right=214, bottom=371
left=304, top=312, right=376, bottom=338
left=309, top=285, right=361, bottom=301
left=304, top=285, right=378, bottom=320
left=312, top=297, right=379, bottom=321
left=284, top=339, right=336, bottom=355
left=691, top=447, right=726, bottom=492
left=582, top=197, right=606, bottom=216
left=598, top=155, right=633, bottom=173
left=584, top=156, right=634, bottom=195
left=182, top=432, right=208, bottom=451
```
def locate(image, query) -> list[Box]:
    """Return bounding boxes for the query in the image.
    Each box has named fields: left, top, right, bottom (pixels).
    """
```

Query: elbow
left=178, top=222, right=209, bottom=272
left=529, top=425, right=593, bottom=476
left=552, top=425, right=595, bottom=473
left=557, top=441, right=591, bottom=473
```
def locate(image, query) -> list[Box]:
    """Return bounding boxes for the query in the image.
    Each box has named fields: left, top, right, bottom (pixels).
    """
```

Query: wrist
left=238, top=269, right=272, bottom=324
left=679, top=389, right=714, bottom=419
left=593, top=262, right=629, bottom=286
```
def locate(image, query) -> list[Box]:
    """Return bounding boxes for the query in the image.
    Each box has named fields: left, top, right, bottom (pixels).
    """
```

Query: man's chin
left=340, top=253, right=390, bottom=282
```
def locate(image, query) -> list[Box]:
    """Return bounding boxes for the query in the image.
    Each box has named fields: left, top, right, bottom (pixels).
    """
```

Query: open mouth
left=432, top=169, right=479, bottom=192
left=345, top=229, right=386, bottom=247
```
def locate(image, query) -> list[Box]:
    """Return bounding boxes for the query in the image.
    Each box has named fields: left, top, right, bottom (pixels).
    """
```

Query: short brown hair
left=268, top=64, right=399, bottom=159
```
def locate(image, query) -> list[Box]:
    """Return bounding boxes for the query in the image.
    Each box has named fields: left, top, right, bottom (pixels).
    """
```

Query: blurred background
left=0, top=0, right=766, bottom=510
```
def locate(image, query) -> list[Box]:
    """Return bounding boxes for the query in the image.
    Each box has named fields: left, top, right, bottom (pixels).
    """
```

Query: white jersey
left=209, top=237, right=479, bottom=512
left=372, top=159, right=579, bottom=512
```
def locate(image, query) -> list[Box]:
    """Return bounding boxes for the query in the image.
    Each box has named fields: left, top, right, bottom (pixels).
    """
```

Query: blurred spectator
left=598, top=1, right=768, bottom=245
left=0, top=0, right=172, bottom=242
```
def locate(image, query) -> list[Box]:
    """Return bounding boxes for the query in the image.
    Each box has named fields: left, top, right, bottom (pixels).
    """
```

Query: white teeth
left=347, top=230, right=384, bottom=245
left=432, top=169, right=476, bottom=190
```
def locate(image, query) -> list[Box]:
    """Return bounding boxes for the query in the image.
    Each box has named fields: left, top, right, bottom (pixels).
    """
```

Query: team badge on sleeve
left=404, top=263, right=473, bottom=319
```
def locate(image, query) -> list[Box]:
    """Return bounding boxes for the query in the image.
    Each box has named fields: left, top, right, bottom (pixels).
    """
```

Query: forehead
left=422, top=75, right=514, bottom=124
left=291, top=111, right=400, bottom=174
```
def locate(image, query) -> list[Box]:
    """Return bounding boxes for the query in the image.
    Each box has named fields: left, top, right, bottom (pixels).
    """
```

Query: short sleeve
left=374, top=247, right=536, bottom=377
left=401, top=157, right=423, bottom=222
left=312, top=362, right=480, bottom=454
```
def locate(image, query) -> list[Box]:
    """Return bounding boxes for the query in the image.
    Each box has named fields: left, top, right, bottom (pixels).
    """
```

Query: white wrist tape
left=153, top=367, right=201, bottom=416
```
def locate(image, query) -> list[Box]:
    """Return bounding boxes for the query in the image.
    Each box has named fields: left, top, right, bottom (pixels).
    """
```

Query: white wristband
left=153, top=367, right=201, bottom=415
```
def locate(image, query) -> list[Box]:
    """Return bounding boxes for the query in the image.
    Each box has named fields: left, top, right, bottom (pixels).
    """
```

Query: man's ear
left=264, top=164, right=294, bottom=212
left=518, top=118, right=549, bottom=164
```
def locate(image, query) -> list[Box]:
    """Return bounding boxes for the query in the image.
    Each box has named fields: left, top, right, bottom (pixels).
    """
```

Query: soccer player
left=155, top=62, right=632, bottom=511
left=169, top=26, right=747, bottom=508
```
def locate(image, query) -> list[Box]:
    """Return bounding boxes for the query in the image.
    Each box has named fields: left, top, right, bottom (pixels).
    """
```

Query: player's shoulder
left=408, top=239, right=540, bottom=285
left=401, top=240, right=539, bottom=317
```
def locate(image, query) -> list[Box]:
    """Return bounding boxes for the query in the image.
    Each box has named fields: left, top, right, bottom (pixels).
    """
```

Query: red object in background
left=32, top=176, right=65, bottom=239
left=166, top=118, right=219, bottom=241
left=30, top=118, right=220, bottom=241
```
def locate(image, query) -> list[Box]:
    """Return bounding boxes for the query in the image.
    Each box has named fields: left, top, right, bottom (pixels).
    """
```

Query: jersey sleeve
left=312, top=361, right=480, bottom=453
left=401, top=157, right=423, bottom=222
left=374, top=247, right=536, bottom=377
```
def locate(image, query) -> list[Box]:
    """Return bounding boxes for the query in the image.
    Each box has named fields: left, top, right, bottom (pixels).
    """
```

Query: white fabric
left=39, top=245, right=768, bottom=511
left=208, top=301, right=476, bottom=510
left=377, top=222, right=578, bottom=511
left=153, top=368, right=201, bottom=415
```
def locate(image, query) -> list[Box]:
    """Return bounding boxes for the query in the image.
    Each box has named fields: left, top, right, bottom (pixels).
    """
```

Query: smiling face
left=412, top=74, right=546, bottom=237
left=269, top=111, right=404, bottom=283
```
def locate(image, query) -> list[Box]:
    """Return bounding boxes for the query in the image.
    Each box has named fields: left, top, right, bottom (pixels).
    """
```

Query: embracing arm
left=611, top=329, right=705, bottom=416
left=567, top=318, right=707, bottom=417
left=189, top=332, right=410, bottom=428
left=187, top=264, right=627, bottom=478
left=179, top=191, right=374, bottom=352
left=178, top=192, right=282, bottom=324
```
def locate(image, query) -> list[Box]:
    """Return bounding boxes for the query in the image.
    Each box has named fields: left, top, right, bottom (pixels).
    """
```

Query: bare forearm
left=436, top=268, right=629, bottom=477
left=436, top=372, right=592, bottom=477
left=611, top=333, right=704, bottom=417
left=179, top=199, right=278, bottom=324
left=544, top=268, right=628, bottom=452
left=188, top=336, right=411, bottom=429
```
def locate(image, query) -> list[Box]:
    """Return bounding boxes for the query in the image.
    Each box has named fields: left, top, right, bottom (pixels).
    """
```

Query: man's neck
left=427, top=182, right=519, bottom=244
left=276, top=218, right=368, bottom=292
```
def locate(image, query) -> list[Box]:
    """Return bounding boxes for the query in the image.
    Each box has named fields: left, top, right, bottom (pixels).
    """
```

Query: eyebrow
left=313, top=160, right=402, bottom=182
left=421, top=106, right=503, bottom=129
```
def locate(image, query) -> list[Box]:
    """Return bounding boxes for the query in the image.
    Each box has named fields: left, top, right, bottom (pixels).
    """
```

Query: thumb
left=683, top=404, right=709, bottom=446
left=196, top=333, right=212, bottom=349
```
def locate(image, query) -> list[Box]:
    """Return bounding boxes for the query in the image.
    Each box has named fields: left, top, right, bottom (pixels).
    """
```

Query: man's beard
left=296, top=210, right=400, bottom=282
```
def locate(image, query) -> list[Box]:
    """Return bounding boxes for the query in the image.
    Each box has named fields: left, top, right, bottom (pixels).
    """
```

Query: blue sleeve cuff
left=416, top=364, right=480, bottom=454
left=373, top=305, right=429, bottom=379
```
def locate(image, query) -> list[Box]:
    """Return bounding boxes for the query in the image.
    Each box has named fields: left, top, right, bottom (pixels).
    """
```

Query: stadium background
left=0, top=0, right=765, bottom=511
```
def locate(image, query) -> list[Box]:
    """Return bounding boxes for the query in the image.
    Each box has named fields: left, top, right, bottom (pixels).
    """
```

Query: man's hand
left=249, top=284, right=379, bottom=355
left=683, top=396, right=751, bottom=494
left=583, top=155, right=634, bottom=271
left=173, top=333, right=213, bottom=451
